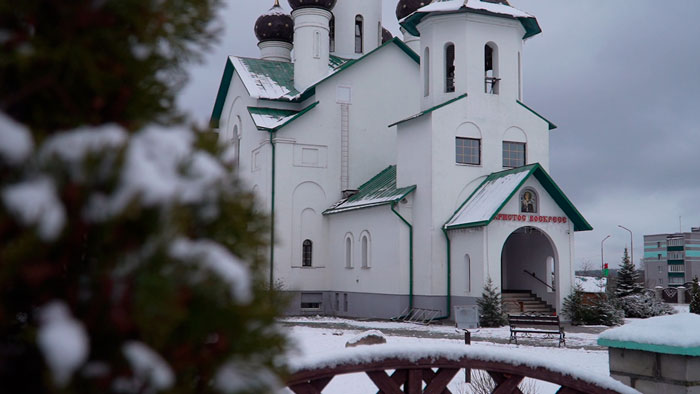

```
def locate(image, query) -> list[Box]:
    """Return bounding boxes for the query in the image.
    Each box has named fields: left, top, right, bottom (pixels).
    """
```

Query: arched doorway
left=501, top=226, right=558, bottom=309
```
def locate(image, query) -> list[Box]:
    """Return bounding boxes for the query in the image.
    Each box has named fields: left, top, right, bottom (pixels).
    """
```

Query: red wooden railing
left=285, top=347, right=635, bottom=394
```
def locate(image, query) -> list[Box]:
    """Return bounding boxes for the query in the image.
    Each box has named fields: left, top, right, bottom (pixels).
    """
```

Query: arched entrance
left=501, top=226, right=558, bottom=311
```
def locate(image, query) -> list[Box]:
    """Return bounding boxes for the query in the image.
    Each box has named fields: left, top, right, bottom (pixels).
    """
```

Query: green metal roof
left=444, top=163, right=592, bottom=232
left=247, top=102, right=319, bottom=132
left=388, top=93, right=468, bottom=128
left=210, top=38, right=418, bottom=129
left=401, top=4, right=541, bottom=39
left=324, top=165, right=416, bottom=215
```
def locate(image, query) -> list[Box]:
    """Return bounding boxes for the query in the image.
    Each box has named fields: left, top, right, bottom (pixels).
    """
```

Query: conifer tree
left=615, top=247, right=644, bottom=298
left=0, top=1, right=288, bottom=392
left=477, top=277, right=507, bottom=327
left=690, top=277, right=700, bottom=315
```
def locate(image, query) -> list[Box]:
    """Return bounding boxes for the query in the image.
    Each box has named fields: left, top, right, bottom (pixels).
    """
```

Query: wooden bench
left=508, top=314, right=565, bottom=347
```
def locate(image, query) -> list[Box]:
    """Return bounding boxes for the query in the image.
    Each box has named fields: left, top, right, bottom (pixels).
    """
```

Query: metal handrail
left=523, top=269, right=555, bottom=292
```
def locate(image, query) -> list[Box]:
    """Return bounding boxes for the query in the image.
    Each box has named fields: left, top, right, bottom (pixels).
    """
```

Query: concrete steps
left=501, top=291, right=555, bottom=315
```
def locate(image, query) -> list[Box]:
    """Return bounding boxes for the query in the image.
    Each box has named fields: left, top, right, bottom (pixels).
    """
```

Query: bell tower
left=331, top=0, right=383, bottom=59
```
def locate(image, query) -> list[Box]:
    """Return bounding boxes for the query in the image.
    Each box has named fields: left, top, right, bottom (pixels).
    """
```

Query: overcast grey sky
left=178, top=0, right=700, bottom=270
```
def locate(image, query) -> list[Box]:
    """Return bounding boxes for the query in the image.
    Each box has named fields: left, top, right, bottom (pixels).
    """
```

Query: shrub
left=476, top=277, right=507, bottom=327
left=616, top=292, right=675, bottom=318
left=689, top=277, right=700, bottom=315
left=563, top=285, right=623, bottom=326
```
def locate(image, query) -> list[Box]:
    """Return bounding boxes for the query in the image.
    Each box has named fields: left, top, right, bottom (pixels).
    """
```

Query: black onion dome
left=395, top=0, right=431, bottom=21
left=382, top=27, right=393, bottom=44
left=255, top=2, right=294, bottom=43
left=287, top=0, right=337, bottom=12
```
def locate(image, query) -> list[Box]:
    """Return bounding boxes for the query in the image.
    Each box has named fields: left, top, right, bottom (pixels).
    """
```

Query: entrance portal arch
left=501, top=226, right=558, bottom=309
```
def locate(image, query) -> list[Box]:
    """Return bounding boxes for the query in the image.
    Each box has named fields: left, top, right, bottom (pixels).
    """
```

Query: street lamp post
left=601, top=235, right=611, bottom=272
left=618, top=225, right=633, bottom=266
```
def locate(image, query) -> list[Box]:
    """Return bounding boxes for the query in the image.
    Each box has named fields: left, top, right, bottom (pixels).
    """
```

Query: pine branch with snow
left=690, top=277, right=700, bottom=315
left=476, top=277, right=507, bottom=327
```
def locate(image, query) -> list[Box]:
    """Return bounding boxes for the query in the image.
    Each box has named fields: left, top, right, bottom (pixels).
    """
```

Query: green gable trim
left=388, top=93, right=468, bottom=128
left=323, top=165, right=417, bottom=215
left=598, top=338, right=700, bottom=357
left=210, top=59, right=235, bottom=128
left=444, top=163, right=593, bottom=232
left=401, top=7, right=541, bottom=40
left=247, top=101, right=319, bottom=132
left=517, top=100, right=557, bottom=130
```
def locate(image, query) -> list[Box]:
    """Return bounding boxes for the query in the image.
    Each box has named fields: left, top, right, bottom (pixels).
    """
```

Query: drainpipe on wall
left=391, top=202, right=413, bottom=310
left=436, top=227, right=452, bottom=320
left=268, top=131, right=276, bottom=291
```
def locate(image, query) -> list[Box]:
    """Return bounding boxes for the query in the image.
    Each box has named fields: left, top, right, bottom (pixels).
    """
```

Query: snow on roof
left=324, top=165, right=416, bottom=215
left=2, top=177, right=66, bottom=240
left=0, top=112, right=33, bottom=165
left=247, top=102, right=319, bottom=132
left=598, top=314, right=700, bottom=356
left=231, top=56, right=348, bottom=101
left=169, top=237, right=252, bottom=304
left=37, top=301, right=89, bottom=387
left=445, top=166, right=530, bottom=229
left=290, top=343, right=639, bottom=394
left=576, top=276, right=607, bottom=293
left=415, top=0, right=533, bottom=20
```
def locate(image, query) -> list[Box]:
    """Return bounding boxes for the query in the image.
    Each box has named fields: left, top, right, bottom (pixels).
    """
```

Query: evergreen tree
left=477, top=277, right=507, bottom=327
left=614, top=247, right=644, bottom=298
left=690, top=277, right=700, bottom=315
left=0, top=1, right=288, bottom=392
left=562, top=284, right=587, bottom=325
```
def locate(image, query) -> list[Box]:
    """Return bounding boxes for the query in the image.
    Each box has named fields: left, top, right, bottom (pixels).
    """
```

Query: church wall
left=315, top=43, right=419, bottom=190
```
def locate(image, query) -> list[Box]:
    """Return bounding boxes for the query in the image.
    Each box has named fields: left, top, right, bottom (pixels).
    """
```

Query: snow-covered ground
left=280, top=307, right=692, bottom=393
left=280, top=324, right=608, bottom=394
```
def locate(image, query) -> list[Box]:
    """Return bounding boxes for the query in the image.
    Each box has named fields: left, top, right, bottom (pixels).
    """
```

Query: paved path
left=280, top=319, right=610, bottom=351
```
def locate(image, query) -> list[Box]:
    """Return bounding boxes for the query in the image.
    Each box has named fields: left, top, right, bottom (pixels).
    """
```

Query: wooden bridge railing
left=285, top=345, right=638, bottom=394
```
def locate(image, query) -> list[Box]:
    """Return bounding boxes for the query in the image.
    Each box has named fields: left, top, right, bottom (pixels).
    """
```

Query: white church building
left=211, top=0, right=592, bottom=320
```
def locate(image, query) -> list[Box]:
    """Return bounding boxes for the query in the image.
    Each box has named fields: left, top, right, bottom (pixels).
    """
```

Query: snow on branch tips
left=169, top=237, right=252, bottom=304
left=122, top=341, right=175, bottom=391
left=37, top=301, right=89, bottom=387
left=0, top=112, right=34, bottom=165
left=89, top=126, right=228, bottom=220
left=2, top=177, right=66, bottom=240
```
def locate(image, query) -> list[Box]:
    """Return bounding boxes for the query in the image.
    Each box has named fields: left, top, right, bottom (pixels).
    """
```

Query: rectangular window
left=503, top=141, right=526, bottom=168
left=300, top=292, right=322, bottom=310
left=456, top=137, right=480, bottom=165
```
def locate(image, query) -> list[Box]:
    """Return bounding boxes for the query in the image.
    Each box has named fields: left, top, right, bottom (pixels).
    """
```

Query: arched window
left=355, top=15, right=364, bottom=54
left=329, top=16, right=335, bottom=52
left=520, top=188, right=537, bottom=213
left=302, top=239, right=313, bottom=267
left=345, top=234, right=353, bottom=268
left=485, top=42, right=499, bottom=94
left=445, top=43, right=455, bottom=93
left=423, top=47, right=430, bottom=97
left=465, top=254, right=471, bottom=293
left=361, top=232, right=370, bottom=268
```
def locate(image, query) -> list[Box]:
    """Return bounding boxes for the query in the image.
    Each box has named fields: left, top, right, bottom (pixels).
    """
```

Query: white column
left=258, top=41, right=293, bottom=62
left=400, top=27, right=420, bottom=53
left=292, top=8, right=332, bottom=91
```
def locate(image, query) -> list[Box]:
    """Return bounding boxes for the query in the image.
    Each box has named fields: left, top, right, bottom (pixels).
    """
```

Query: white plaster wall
left=331, top=0, right=382, bottom=59
left=448, top=227, right=486, bottom=298
left=315, top=43, right=419, bottom=189
left=326, top=205, right=409, bottom=295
